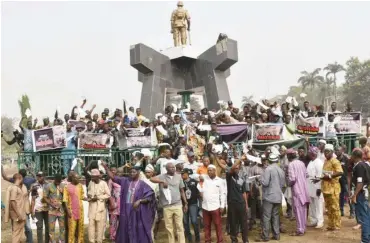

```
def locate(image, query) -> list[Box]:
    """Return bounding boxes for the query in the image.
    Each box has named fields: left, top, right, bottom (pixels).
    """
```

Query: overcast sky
left=2, top=1, right=370, bottom=119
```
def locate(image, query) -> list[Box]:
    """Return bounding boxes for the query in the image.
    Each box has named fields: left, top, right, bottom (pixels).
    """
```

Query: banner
left=295, top=116, right=325, bottom=137
left=334, top=112, right=362, bottom=134
left=78, top=133, right=111, bottom=149
left=68, top=120, right=86, bottom=129
left=126, top=128, right=152, bottom=147
left=252, top=123, right=284, bottom=143
left=217, top=123, right=251, bottom=143
left=187, top=126, right=205, bottom=157
left=32, top=126, right=66, bottom=152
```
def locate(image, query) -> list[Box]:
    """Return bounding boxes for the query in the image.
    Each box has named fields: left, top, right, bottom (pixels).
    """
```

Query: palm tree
left=241, top=95, right=255, bottom=108
left=297, top=68, right=324, bottom=90
left=324, top=62, right=345, bottom=101
left=18, top=94, right=32, bottom=127
left=318, top=77, right=334, bottom=108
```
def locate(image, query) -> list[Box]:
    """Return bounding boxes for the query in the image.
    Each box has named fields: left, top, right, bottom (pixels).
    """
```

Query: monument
left=130, top=1, right=238, bottom=118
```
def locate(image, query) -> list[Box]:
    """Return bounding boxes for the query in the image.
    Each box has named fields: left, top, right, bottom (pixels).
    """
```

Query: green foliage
left=297, top=68, right=325, bottom=90
left=1, top=116, right=19, bottom=153
left=18, top=94, right=32, bottom=127
left=324, top=62, right=345, bottom=100
left=241, top=95, right=254, bottom=108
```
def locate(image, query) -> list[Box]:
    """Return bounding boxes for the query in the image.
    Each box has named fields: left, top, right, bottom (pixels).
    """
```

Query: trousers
left=12, top=219, right=26, bottom=243
left=203, top=209, right=223, bottom=243
left=163, top=205, right=185, bottom=243
left=183, top=203, right=200, bottom=242
left=228, top=201, right=249, bottom=243
left=25, top=214, right=34, bottom=243
left=262, top=200, right=280, bottom=240
left=309, top=195, right=324, bottom=226
left=49, top=214, right=65, bottom=243
left=323, top=193, right=341, bottom=229
left=35, top=211, right=50, bottom=243
left=88, top=217, right=107, bottom=243
left=355, top=192, right=370, bottom=243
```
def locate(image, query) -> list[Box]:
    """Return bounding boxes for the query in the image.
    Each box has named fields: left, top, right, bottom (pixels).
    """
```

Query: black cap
left=228, top=101, right=233, bottom=105
left=181, top=168, right=193, bottom=175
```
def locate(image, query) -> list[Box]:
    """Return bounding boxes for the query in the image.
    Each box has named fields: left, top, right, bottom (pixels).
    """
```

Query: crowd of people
left=2, top=97, right=370, bottom=243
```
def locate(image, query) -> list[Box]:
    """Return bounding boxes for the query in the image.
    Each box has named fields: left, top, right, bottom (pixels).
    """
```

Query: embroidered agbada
left=288, top=159, right=310, bottom=234
left=113, top=176, right=156, bottom=243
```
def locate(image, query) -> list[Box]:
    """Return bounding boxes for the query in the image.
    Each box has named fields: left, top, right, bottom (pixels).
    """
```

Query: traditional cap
left=268, top=153, right=279, bottom=162
left=145, top=164, right=155, bottom=172
left=308, top=146, right=319, bottom=155
left=208, top=164, right=216, bottom=169
left=318, top=139, right=327, bottom=145
left=90, top=169, right=100, bottom=176
left=36, top=171, right=44, bottom=177
left=187, top=151, right=195, bottom=157
left=286, top=148, right=296, bottom=154
left=174, top=160, right=185, bottom=166
left=280, top=145, right=287, bottom=151
left=324, top=144, right=334, bottom=151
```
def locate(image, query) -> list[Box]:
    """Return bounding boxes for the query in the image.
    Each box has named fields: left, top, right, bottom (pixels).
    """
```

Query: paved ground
left=1, top=164, right=361, bottom=243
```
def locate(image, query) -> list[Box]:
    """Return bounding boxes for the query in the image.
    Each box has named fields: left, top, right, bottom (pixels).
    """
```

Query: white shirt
left=184, top=161, right=201, bottom=180
left=140, top=173, right=159, bottom=197
left=306, top=158, right=324, bottom=198
left=197, top=175, right=227, bottom=211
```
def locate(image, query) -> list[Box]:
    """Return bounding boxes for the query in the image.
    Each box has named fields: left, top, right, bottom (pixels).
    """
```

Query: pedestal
left=130, top=38, right=238, bottom=118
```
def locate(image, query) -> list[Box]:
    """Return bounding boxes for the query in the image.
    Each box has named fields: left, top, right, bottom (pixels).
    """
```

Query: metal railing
left=17, top=134, right=362, bottom=177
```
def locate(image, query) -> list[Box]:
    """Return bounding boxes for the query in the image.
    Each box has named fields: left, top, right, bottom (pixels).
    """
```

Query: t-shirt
left=157, top=173, right=184, bottom=208
left=183, top=178, right=199, bottom=205
left=352, top=162, right=370, bottom=189
left=226, top=172, right=249, bottom=204
left=44, top=183, right=65, bottom=216
left=10, top=177, right=36, bottom=191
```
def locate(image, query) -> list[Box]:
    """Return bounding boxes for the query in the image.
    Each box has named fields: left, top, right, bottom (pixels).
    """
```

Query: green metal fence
left=17, top=134, right=362, bottom=177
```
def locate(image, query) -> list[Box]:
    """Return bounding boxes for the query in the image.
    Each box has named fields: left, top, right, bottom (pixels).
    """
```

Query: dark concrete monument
left=130, top=2, right=238, bottom=118
left=130, top=38, right=238, bottom=118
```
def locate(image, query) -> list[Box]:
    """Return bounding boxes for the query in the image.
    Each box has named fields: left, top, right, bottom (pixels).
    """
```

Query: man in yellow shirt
left=319, top=144, right=343, bottom=231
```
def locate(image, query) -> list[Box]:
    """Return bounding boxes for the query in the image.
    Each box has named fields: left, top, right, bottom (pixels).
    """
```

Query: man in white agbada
left=87, top=169, right=111, bottom=243
left=306, top=146, right=325, bottom=228
left=317, top=139, right=327, bottom=162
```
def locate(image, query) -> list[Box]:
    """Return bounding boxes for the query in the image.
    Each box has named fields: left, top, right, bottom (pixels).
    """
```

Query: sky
left=2, top=1, right=370, bottom=119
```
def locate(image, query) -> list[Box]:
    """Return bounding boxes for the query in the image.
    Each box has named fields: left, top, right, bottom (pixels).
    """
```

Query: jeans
left=25, top=214, right=33, bottom=243
left=183, top=204, right=200, bottom=242
left=355, top=192, right=370, bottom=243
left=339, top=179, right=348, bottom=214
left=35, top=211, right=49, bottom=243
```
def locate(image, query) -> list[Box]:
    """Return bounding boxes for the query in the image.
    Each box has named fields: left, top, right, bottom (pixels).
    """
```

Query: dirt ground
left=1, top=164, right=361, bottom=243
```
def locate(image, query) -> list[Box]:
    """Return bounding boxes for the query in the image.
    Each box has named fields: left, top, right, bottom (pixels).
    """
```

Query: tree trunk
left=334, top=74, right=337, bottom=102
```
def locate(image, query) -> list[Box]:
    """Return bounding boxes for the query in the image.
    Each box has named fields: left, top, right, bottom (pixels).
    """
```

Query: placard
left=32, top=126, right=66, bottom=152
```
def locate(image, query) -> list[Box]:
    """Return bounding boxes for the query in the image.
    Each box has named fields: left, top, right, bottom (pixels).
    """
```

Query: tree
left=324, top=62, right=345, bottom=101
left=343, top=57, right=370, bottom=114
left=18, top=94, right=32, bottom=127
left=297, top=68, right=324, bottom=90
left=241, top=95, right=255, bottom=108
left=318, top=77, right=334, bottom=109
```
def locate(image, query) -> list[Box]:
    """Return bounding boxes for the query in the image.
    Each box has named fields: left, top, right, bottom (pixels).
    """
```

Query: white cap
left=208, top=164, right=216, bottom=170
left=324, top=144, right=334, bottom=151
left=145, top=164, right=155, bottom=172
left=268, top=153, right=279, bottom=162
left=318, top=139, right=327, bottom=145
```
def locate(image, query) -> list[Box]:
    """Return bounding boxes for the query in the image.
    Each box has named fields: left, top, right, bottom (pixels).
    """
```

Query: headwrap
left=145, top=164, right=155, bottom=172
left=308, top=146, right=319, bottom=155
left=324, top=144, right=334, bottom=151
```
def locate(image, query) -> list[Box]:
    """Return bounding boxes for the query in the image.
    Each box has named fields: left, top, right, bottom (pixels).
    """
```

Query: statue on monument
left=171, top=1, right=191, bottom=47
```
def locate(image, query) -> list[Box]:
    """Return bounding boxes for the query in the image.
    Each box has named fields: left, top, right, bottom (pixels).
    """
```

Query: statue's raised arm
left=170, top=1, right=191, bottom=47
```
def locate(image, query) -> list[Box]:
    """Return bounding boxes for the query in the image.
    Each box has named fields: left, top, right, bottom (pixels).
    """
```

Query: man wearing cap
left=317, top=139, right=327, bottom=162
left=87, top=169, right=111, bottom=243
left=256, top=153, right=285, bottom=242
left=197, top=164, right=226, bottom=243
left=320, top=144, right=343, bottom=231
left=182, top=168, right=201, bottom=243
left=31, top=172, right=50, bottom=243
left=307, top=146, right=325, bottom=229
left=184, top=151, right=200, bottom=180
left=286, top=149, right=310, bottom=236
